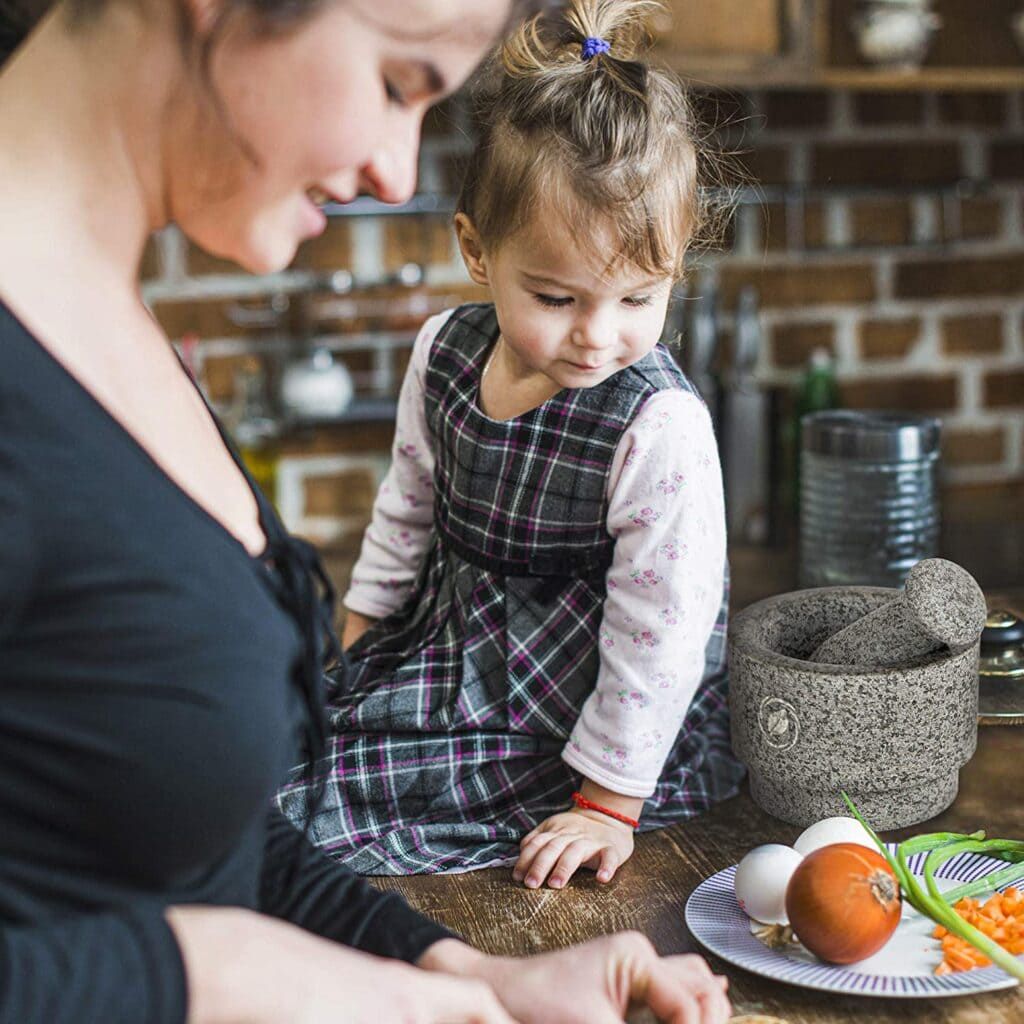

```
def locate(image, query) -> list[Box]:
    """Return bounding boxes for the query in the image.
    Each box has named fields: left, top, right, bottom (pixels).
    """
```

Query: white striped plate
left=685, top=846, right=1024, bottom=998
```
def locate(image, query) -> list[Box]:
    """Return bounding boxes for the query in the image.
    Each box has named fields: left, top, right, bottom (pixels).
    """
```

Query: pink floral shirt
left=344, top=311, right=727, bottom=798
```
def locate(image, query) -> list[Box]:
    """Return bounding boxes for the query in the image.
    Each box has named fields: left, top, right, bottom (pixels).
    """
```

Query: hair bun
left=503, top=0, right=661, bottom=77
left=564, top=0, right=659, bottom=62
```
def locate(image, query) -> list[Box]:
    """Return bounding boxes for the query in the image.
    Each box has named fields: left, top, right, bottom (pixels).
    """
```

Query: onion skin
left=785, top=842, right=902, bottom=964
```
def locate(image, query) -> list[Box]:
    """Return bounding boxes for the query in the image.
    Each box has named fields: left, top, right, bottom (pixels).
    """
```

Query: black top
left=0, top=300, right=453, bottom=1023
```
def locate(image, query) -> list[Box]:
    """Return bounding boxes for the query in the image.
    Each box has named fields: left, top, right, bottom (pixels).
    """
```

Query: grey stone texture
left=729, top=586, right=979, bottom=829
left=810, top=559, right=987, bottom=667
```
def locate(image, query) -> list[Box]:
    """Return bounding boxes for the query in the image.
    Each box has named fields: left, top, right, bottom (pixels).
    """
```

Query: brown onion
left=785, top=842, right=902, bottom=964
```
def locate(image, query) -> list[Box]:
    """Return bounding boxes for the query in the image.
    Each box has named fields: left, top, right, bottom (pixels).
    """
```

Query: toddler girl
left=279, top=0, right=745, bottom=886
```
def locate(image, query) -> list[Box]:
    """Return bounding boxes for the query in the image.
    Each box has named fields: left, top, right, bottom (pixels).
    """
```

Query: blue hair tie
left=581, top=36, right=611, bottom=61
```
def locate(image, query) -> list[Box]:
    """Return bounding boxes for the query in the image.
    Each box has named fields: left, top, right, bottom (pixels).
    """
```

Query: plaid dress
left=278, top=304, right=743, bottom=874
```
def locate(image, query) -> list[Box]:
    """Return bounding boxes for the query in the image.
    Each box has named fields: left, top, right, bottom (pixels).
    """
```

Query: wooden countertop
left=372, top=725, right=1024, bottom=1023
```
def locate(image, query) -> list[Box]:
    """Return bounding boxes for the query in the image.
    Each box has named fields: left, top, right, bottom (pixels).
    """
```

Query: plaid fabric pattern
left=278, top=304, right=743, bottom=874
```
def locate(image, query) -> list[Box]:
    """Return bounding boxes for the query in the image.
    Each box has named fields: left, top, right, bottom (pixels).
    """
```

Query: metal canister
left=799, top=411, right=941, bottom=588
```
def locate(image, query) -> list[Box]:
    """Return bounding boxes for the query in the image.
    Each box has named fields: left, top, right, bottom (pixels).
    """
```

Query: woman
left=0, top=1, right=731, bottom=1021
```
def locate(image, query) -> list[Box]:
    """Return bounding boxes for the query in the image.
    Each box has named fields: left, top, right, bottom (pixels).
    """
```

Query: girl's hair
left=458, top=0, right=715, bottom=280
left=0, top=0, right=557, bottom=66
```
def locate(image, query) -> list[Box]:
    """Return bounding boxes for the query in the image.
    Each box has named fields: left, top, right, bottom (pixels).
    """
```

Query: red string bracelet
left=571, top=791, right=640, bottom=829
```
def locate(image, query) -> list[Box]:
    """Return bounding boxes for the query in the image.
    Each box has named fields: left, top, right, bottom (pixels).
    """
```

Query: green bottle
left=781, top=348, right=839, bottom=522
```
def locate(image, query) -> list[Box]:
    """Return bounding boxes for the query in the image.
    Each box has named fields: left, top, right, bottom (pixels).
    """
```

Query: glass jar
left=799, top=411, right=941, bottom=588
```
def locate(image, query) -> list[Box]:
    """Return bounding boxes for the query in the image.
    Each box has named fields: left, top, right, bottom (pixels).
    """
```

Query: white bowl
left=852, top=6, right=941, bottom=69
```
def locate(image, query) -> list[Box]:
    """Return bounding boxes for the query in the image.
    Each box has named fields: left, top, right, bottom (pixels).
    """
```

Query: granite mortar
left=729, top=586, right=979, bottom=829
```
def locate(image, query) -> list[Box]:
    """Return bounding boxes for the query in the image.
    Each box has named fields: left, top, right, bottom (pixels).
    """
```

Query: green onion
left=924, top=840, right=1024, bottom=904
left=900, top=830, right=985, bottom=854
left=943, top=863, right=1024, bottom=905
left=841, top=792, right=1024, bottom=983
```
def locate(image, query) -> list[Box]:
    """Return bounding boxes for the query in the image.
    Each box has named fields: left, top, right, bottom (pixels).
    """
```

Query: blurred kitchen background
left=142, top=0, right=1024, bottom=621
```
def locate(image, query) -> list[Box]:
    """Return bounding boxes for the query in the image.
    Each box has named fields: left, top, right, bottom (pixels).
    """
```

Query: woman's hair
left=0, top=0, right=556, bottom=66
left=458, top=0, right=718, bottom=280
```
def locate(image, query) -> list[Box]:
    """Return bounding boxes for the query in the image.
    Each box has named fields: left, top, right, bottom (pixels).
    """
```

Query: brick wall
left=716, top=89, right=1024, bottom=492
left=140, top=89, right=1024, bottom=599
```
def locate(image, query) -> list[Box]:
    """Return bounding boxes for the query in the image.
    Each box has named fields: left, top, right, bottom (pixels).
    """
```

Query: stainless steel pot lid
left=978, top=609, right=1024, bottom=725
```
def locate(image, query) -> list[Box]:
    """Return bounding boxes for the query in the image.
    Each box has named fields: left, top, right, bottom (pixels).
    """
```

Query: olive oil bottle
left=228, top=356, right=280, bottom=505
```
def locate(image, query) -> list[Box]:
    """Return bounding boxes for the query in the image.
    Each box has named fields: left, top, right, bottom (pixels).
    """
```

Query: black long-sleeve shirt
left=0, top=299, right=453, bottom=1022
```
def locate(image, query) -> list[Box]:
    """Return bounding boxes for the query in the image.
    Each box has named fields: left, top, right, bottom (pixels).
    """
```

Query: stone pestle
left=809, top=558, right=988, bottom=667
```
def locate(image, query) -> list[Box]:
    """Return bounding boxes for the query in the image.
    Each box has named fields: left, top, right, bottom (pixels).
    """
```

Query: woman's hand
left=168, top=906, right=516, bottom=1024
left=512, top=808, right=634, bottom=889
left=341, top=610, right=377, bottom=650
left=423, top=934, right=731, bottom=1024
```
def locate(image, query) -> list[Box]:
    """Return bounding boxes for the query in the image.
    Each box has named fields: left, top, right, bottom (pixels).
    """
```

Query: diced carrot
left=936, top=884, right=1024, bottom=974
left=947, top=949, right=977, bottom=971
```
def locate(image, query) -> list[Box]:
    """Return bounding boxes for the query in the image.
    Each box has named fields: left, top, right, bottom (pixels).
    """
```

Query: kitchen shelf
left=659, top=57, right=1024, bottom=90
left=655, top=0, right=1024, bottom=93
left=280, top=397, right=399, bottom=433
left=817, top=67, right=1024, bottom=90
left=328, top=181, right=998, bottom=227
left=322, top=194, right=454, bottom=218
left=740, top=181, right=995, bottom=199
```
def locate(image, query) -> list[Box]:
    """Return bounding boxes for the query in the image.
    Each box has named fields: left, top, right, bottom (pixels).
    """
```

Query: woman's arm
left=0, top=908, right=188, bottom=1023
left=173, top=908, right=732, bottom=1024
left=258, top=809, right=455, bottom=960
left=0, top=828, right=726, bottom=1024
left=167, top=905, right=515, bottom=1024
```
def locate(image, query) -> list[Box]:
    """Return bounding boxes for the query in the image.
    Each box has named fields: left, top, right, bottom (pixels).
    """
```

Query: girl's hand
left=512, top=808, right=634, bottom=889
left=341, top=610, right=377, bottom=650
left=425, top=934, right=731, bottom=1024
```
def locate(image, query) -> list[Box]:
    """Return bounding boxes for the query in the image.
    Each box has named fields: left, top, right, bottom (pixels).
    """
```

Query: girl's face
left=170, top=0, right=507, bottom=274
left=457, top=211, right=675, bottom=390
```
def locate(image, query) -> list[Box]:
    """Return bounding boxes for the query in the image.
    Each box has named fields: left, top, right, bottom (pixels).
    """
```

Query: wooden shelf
left=658, top=53, right=1024, bottom=90
left=655, top=0, right=1024, bottom=92
left=818, top=66, right=1024, bottom=90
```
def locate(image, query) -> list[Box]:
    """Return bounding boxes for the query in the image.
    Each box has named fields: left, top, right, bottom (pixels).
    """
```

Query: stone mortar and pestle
left=729, top=559, right=987, bottom=829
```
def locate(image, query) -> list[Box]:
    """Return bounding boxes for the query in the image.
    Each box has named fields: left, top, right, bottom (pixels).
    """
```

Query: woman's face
left=170, top=0, right=508, bottom=274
